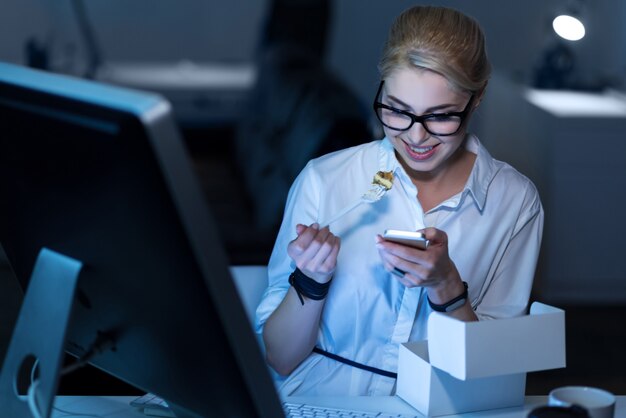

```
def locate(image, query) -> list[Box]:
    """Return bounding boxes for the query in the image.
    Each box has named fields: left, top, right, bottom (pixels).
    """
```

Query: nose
left=406, top=120, right=430, bottom=144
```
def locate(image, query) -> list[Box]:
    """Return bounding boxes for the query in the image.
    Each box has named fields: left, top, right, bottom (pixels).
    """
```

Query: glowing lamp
left=552, top=15, right=585, bottom=41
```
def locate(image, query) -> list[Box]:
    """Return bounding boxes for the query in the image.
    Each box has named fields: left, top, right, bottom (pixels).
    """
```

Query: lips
left=403, top=141, right=439, bottom=161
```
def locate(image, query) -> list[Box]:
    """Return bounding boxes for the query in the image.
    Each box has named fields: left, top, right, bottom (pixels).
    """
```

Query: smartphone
left=382, top=229, right=429, bottom=250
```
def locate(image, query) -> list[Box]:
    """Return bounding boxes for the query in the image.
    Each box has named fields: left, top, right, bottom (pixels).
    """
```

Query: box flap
left=397, top=341, right=526, bottom=416
left=427, top=302, right=566, bottom=380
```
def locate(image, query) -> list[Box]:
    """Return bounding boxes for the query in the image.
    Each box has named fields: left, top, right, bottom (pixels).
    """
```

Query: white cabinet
left=478, top=73, right=626, bottom=303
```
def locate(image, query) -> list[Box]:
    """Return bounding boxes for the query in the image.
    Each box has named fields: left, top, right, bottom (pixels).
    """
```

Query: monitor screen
left=0, top=62, right=283, bottom=417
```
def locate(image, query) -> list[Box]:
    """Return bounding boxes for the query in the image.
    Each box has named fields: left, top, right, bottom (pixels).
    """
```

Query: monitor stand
left=0, top=248, right=82, bottom=418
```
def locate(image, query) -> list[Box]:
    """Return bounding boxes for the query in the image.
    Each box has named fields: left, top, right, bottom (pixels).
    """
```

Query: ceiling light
left=552, top=15, right=585, bottom=41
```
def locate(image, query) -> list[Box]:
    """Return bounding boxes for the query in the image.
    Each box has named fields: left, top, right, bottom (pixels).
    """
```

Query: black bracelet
left=288, top=268, right=332, bottom=305
left=427, top=281, right=469, bottom=313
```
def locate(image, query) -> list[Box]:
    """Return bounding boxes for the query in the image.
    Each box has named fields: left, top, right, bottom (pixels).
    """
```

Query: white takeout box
left=397, top=302, right=566, bottom=416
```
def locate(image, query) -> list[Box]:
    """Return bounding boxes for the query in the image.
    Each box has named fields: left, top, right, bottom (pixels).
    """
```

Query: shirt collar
left=379, top=137, right=401, bottom=174
left=463, top=133, right=500, bottom=212
left=378, top=134, right=500, bottom=212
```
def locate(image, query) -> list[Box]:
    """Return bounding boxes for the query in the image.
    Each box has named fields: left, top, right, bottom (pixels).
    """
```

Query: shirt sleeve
left=474, top=181, right=544, bottom=320
left=254, top=161, right=322, bottom=335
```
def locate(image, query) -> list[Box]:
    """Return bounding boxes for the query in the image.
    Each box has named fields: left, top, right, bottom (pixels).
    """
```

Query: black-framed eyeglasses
left=373, top=80, right=475, bottom=136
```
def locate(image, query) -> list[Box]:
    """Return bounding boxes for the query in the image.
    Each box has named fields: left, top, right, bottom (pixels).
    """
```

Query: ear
left=474, top=80, right=489, bottom=108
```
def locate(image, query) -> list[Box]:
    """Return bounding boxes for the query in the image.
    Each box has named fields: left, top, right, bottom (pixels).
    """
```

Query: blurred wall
left=0, top=0, right=267, bottom=74
left=327, top=0, right=626, bottom=106
left=1, top=1, right=625, bottom=92
left=0, top=0, right=50, bottom=64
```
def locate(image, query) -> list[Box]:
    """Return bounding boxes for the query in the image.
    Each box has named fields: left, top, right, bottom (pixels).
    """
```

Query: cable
left=61, top=331, right=117, bottom=377
left=26, top=332, right=116, bottom=418
left=70, top=0, right=103, bottom=79
left=31, top=358, right=40, bottom=386
left=27, top=380, right=43, bottom=418
left=28, top=378, right=104, bottom=418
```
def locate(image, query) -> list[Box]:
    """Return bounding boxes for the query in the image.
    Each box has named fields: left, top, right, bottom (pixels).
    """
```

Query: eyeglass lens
left=376, top=107, right=463, bottom=135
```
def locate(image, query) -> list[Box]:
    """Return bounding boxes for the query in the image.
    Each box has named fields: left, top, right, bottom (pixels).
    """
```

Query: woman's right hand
left=287, top=223, right=340, bottom=283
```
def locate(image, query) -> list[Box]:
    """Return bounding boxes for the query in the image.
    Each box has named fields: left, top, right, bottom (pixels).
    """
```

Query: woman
left=255, top=5, right=543, bottom=396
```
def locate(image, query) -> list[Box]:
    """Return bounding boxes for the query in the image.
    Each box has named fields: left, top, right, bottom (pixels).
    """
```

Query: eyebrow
left=386, top=94, right=460, bottom=113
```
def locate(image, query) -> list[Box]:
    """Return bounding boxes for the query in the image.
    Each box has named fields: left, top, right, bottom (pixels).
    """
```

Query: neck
left=400, top=141, right=469, bottom=187
left=397, top=141, right=476, bottom=212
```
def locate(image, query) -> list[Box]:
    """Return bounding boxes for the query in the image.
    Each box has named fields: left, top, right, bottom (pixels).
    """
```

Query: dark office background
left=1, top=0, right=625, bottom=396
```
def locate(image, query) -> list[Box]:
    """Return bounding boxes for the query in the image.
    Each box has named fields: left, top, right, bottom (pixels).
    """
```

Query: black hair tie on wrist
left=288, top=268, right=332, bottom=305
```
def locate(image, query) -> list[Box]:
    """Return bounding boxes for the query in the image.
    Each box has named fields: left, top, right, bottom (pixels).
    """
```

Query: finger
left=289, top=223, right=321, bottom=256
left=380, top=259, right=401, bottom=277
left=393, top=268, right=424, bottom=288
left=380, top=249, right=431, bottom=284
left=421, top=227, right=447, bottom=245
left=300, top=226, right=331, bottom=260
left=377, top=233, right=425, bottom=254
left=378, top=245, right=408, bottom=274
left=378, top=243, right=420, bottom=271
left=325, top=236, right=341, bottom=267
left=299, top=235, right=340, bottom=283
left=292, top=227, right=333, bottom=271
left=381, top=259, right=417, bottom=287
left=390, top=266, right=407, bottom=278
left=310, top=234, right=340, bottom=273
left=295, top=223, right=307, bottom=235
left=306, top=233, right=335, bottom=269
left=377, top=238, right=429, bottom=264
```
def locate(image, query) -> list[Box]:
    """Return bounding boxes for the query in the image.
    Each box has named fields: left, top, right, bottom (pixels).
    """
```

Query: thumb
left=295, top=223, right=307, bottom=235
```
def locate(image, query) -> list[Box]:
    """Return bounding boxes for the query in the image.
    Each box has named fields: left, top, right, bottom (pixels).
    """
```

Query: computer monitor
left=0, top=62, right=284, bottom=417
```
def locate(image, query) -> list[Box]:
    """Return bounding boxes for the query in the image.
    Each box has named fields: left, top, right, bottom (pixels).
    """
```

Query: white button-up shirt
left=255, top=134, right=544, bottom=396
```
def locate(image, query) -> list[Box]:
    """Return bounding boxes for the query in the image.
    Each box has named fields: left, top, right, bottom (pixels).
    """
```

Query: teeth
left=410, top=145, right=434, bottom=153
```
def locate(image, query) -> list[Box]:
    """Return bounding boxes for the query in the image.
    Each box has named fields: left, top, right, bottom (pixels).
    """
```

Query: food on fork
left=373, top=171, right=394, bottom=190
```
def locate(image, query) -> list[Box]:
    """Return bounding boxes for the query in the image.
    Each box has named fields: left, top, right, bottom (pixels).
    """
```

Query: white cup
left=549, top=386, right=615, bottom=418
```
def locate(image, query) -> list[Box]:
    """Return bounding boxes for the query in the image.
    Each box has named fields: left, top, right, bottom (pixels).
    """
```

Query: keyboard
left=130, top=393, right=175, bottom=417
left=283, top=401, right=420, bottom=418
left=131, top=394, right=419, bottom=417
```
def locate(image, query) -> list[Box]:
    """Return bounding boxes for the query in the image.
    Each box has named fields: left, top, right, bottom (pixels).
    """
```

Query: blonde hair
left=378, top=6, right=491, bottom=94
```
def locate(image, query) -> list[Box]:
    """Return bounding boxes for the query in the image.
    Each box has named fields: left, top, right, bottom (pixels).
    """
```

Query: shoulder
left=491, top=157, right=536, bottom=188
left=492, top=161, right=540, bottom=206
left=469, top=135, right=542, bottom=218
left=486, top=158, right=543, bottom=233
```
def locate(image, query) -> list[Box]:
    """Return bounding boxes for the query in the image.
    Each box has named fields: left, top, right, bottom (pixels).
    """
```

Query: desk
left=51, top=395, right=626, bottom=417
left=52, top=396, right=146, bottom=417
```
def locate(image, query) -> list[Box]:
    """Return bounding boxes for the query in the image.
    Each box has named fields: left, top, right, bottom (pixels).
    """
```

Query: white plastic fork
left=320, top=183, right=389, bottom=227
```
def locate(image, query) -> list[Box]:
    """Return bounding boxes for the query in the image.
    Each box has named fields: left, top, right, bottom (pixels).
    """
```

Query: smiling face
left=380, top=67, right=476, bottom=181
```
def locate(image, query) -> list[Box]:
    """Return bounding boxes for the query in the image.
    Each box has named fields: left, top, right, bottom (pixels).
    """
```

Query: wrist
left=427, top=278, right=465, bottom=304
left=427, top=281, right=469, bottom=313
left=426, top=261, right=463, bottom=303
left=297, top=266, right=333, bottom=284
left=289, top=268, right=333, bottom=305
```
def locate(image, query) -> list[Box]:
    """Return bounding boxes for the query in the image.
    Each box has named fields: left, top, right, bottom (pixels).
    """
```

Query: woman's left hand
left=376, top=227, right=465, bottom=304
